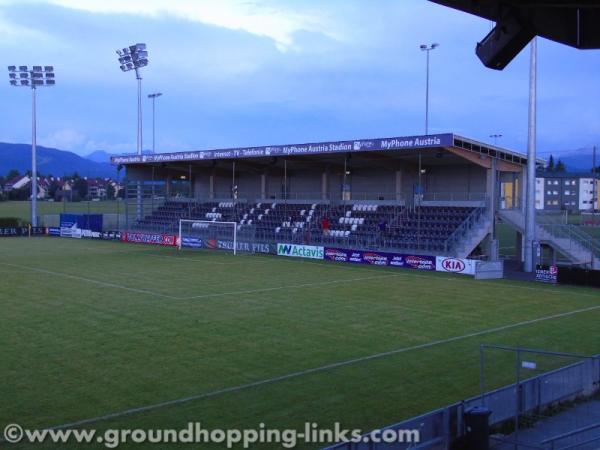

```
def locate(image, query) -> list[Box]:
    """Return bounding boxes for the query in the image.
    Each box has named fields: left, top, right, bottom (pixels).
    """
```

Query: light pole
left=116, top=43, right=148, bottom=156
left=117, top=43, right=148, bottom=221
left=490, top=134, right=503, bottom=146
left=420, top=43, right=439, bottom=136
left=7, top=65, right=55, bottom=227
left=524, top=38, right=537, bottom=273
left=418, top=43, right=439, bottom=248
left=148, top=93, right=162, bottom=154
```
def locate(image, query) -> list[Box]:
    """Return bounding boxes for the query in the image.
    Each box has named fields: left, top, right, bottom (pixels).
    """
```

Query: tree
left=547, top=155, right=555, bottom=172
left=6, top=169, right=20, bottom=180
left=8, top=187, right=30, bottom=201
left=106, top=183, right=115, bottom=199
left=72, top=177, right=88, bottom=200
left=48, top=181, right=60, bottom=200
left=555, top=159, right=566, bottom=173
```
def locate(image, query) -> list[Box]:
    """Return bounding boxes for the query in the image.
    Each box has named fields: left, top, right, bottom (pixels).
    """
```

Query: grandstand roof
left=429, top=0, right=600, bottom=50
left=111, top=133, right=537, bottom=170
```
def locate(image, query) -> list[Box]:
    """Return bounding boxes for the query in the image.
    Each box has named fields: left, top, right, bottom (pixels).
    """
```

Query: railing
left=443, top=205, right=488, bottom=254
left=536, top=216, right=600, bottom=258
left=421, top=192, right=487, bottom=202
left=325, top=356, right=600, bottom=450
left=542, top=423, right=600, bottom=450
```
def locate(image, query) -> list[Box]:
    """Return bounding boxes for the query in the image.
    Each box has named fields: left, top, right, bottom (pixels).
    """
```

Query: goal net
left=178, top=219, right=238, bottom=254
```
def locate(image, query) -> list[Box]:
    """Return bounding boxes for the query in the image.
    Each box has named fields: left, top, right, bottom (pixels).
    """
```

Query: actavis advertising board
left=277, top=243, right=324, bottom=260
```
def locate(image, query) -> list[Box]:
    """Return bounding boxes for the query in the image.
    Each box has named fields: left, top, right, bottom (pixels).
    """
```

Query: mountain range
left=0, top=143, right=118, bottom=178
left=548, top=149, right=599, bottom=172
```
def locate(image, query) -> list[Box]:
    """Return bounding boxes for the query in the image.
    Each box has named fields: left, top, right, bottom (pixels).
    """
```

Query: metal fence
left=325, top=346, right=600, bottom=450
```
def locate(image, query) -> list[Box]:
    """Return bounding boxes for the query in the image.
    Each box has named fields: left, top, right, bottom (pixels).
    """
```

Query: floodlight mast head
left=6, top=64, right=55, bottom=228
left=421, top=43, right=439, bottom=52
left=116, top=42, right=148, bottom=79
left=7, top=65, right=56, bottom=89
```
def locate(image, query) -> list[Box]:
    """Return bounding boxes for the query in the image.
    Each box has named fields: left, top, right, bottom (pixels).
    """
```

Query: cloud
left=8, top=0, right=339, bottom=51
left=40, top=129, right=86, bottom=150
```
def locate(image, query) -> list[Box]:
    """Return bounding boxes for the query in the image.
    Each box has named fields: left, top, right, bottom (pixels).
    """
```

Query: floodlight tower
left=117, top=44, right=148, bottom=220
left=490, top=134, right=503, bottom=146
left=417, top=43, right=439, bottom=247
left=7, top=65, right=56, bottom=227
left=148, top=92, right=162, bottom=153
left=116, top=43, right=148, bottom=156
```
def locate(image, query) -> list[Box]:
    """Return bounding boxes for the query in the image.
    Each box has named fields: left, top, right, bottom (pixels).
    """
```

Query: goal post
left=178, top=219, right=238, bottom=255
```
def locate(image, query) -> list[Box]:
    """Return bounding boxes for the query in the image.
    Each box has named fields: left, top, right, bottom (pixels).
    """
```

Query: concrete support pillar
left=209, top=173, right=215, bottom=200
left=516, top=231, right=524, bottom=263
left=511, top=172, right=518, bottom=209
left=321, top=171, right=328, bottom=201
left=395, top=170, right=403, bottom=203
left=486, top=160, right=499, bottom=260
left=520, top=168, right=527, bottom=214
left=166, top=171, right=172, bottom=198
left=261, top=173, right=267, bottom=199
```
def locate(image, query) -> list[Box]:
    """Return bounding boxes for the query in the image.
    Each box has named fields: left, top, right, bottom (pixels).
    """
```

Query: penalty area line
left=39, top=303, right=600, bottom=432
left=0, top=262, right=178, bottom=300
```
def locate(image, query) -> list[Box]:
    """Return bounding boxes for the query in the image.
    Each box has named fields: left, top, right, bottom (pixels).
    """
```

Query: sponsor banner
left=0, top=227, right=47, bottom=237
left=277, top=243, right=324, bottom=260
left=323, top=248, right=435, bottom=271
left=112, top=134, right=454, bottom=165
left=435, top=256, right=478, bottom=275
left=536, top=265, right=558, bottom=284
left=182, top=238, right=275, bottom=253
left=81, top=229, right=101, bottom=239
left=101, top=231, right=122, bottom=241
left=181, top=237, right=203, bottom=248
left=122, top=232, right=178, bottom=247
left=48, top=227, right=61, bottom=236
left=59, top=213, right=103, bottom=239
left=60, top=214, right=103, bottom=232
left=217, top=240, right=273, bottom=254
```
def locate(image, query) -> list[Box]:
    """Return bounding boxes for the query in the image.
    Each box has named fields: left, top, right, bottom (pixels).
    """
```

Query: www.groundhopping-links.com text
left=3, top=422, right=420, bottom=448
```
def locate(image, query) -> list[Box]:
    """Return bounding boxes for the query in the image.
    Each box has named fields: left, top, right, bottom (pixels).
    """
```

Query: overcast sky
left=0, top=0, right=598, bottom=158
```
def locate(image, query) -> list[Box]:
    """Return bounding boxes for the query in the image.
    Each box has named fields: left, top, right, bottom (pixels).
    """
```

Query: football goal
left=178, top=219, right=238, bottom=254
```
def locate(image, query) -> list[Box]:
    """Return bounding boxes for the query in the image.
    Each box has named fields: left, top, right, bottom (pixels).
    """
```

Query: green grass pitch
left=0, top=200, right=121, bottom=223
left=1, top=237, right=599, bottom=448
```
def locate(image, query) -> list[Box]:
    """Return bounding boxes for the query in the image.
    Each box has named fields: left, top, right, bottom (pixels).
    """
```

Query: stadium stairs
left=134, top=199, right=490, bottom=256
left=499, top=208, right=600, bottom=269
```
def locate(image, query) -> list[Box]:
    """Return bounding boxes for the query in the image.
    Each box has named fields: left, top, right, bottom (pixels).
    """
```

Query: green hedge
left=0, top=217, right=23, bottom=227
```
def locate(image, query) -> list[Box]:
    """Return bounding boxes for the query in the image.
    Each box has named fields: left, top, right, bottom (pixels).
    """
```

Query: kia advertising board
left=435, top=256, right=478, bottom=275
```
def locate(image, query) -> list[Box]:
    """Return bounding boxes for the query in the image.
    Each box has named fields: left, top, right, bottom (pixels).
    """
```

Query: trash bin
left=464, top=406, right=492, bottom=450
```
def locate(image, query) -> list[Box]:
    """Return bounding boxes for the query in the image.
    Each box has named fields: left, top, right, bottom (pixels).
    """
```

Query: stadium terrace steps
left=451, top=214, right=492, bottom=259
left=134, top=200, right=481, bottom=255
left=499, top=209, right=600, bottom=269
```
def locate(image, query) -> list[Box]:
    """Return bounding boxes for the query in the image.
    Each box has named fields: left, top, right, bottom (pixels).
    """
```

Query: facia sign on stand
left=277, top=243, right=324, bottom=260
left=112, top=134, right=454, bottom=165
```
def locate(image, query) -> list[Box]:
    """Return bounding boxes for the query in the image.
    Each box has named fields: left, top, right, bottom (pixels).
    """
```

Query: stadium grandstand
left=111, top=132, right=569, bottom=266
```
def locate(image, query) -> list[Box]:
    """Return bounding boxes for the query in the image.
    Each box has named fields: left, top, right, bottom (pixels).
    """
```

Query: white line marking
left=40, top=303, right=600, bottom=431
left=179, top=273, right=400, bottom=300
left=0, top=262, right=400, bottom=302
left=0, top=262, right=178, bottom=300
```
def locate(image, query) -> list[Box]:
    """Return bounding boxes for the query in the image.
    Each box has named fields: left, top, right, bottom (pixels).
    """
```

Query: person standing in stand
left=321, top=216, right=330, bottom=236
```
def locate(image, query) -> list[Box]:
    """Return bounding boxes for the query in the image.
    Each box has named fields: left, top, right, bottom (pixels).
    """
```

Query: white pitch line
left=0, top=261, right=400, bottom=302
left=39, top=303, right=600, bottom=432
left=179, top=273, right=401, bottom=300
left=0, top=262, right=178, bottom=300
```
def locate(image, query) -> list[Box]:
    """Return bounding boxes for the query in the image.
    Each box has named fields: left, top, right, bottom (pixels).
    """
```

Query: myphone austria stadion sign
left=112, top=134, right=454, bottom=165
